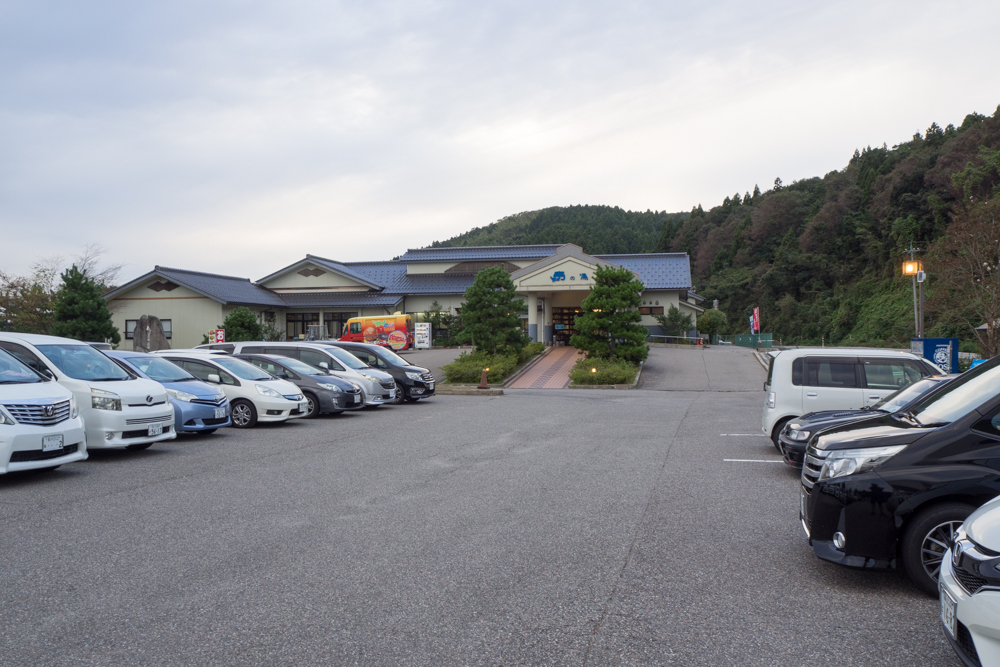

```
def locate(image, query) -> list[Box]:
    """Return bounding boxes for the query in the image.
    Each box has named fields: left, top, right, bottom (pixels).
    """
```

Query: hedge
left=442, top=343, right=546, bottom=383
left=569, top=357, right=638, bottom=385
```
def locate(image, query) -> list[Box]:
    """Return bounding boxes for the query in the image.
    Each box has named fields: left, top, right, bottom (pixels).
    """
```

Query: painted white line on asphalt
left=720, top=434, right=768, bottom=437
left=723, top=459, right=785, bottom=463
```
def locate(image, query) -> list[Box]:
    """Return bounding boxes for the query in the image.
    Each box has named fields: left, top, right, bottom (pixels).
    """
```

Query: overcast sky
left=2, top=1, right=998, bottom=283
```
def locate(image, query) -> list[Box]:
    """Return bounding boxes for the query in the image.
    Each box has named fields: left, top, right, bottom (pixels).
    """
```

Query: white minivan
left=0, top=347, right=88, bottom=473
left=0, top=333, right=175, bottom=450
left=157, top=351, right=306, bottom=428
left=205, top=342, right=396, bottom=408
left=761, top=348, right=941, bottom=446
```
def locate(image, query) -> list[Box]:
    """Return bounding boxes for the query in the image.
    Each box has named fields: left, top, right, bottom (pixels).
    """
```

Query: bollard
left=479, top=367, right=490, bottom=389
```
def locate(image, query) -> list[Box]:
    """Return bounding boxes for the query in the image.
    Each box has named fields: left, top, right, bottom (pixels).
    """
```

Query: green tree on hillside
left=571, top=265, right=649, bottom=362
left=458, top=267, right=528, bottom=354
left=219, top=306, right=262, bottom=342
left=52, top=265, right=121, bottom=344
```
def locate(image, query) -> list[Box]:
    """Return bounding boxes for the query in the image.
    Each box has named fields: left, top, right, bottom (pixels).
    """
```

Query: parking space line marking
left=723, top=459, right=785, bottom=463
left=720, top=433, right=768, bottom=437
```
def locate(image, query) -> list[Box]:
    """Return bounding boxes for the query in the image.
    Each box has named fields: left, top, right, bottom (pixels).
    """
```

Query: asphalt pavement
left=0, top=346, right=958, bottom=665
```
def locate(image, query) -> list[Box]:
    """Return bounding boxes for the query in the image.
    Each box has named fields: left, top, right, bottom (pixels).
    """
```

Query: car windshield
left=910, top=358, right=1000, bottom=425
left=123, top=356, right=196, bottom=383
left=323, top=346, right=369, bottom=370
left=277, top=357, right=328, bottom=376
left=373, top=347, right=409, bottom=366
left=212, top=357, right=274, bottom=381
left=873, top=378, right=942, bottom=413
left=36, top=344, right=131, bottom=381
left=0, top=348, right=43, bottom=384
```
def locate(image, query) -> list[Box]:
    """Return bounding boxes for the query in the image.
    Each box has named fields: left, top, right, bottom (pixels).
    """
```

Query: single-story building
left=104, top=244, right=704, bottom=349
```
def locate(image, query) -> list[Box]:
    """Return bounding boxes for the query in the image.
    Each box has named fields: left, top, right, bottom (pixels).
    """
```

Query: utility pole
left=903, top=242, right=923, bottom=338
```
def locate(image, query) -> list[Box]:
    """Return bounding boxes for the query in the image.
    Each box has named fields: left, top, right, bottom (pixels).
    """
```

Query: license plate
left=42, top=434, right=63, bottom=452
left=299, top=402, right=308, bottom=412
left=214, top=407, right=225, bottom=419
left=941, top=587, right=957, bottom=638
left=353, top=395, right=361, bottom=404
left=428, top=382, right=434, bottom=391
left=390, top=390, right=396, bottom=398
left=148, top=423, right=163, bottom=436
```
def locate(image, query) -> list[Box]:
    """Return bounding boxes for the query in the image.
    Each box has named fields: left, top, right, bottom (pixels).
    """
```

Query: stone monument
left=133, top=315, right=171, bottom=352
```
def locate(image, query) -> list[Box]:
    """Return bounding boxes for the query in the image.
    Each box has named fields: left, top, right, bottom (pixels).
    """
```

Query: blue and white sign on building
left=911, top=338, right=959, bottom=373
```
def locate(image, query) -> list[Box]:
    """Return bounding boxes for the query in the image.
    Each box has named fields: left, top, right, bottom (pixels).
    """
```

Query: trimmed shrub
left=569, top=357, right=638, bottom=385
left=443, top=351, right=519, bottom=383
left=519, top=342, right=545, bottom=363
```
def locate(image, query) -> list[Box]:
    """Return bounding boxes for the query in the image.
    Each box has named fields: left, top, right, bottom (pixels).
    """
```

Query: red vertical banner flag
left=752, top=307, right=760, bottom=334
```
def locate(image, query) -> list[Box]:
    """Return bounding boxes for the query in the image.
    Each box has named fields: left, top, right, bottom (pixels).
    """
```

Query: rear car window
left=805, top=359, right=858, bottom=388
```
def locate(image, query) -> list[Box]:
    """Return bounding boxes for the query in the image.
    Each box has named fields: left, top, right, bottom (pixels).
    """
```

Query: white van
left=761, top=348, right=941, bottom=446
left=157, top=351, right=306, bottom=428
left=0, top=347, right=88, bottom=473
left=0, top=333, right=175, bottom=450
left=205, top=342, right=396, bottom=407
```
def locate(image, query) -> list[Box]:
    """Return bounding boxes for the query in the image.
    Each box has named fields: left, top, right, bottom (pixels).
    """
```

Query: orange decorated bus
left=339, top=314, right=414, bottom=350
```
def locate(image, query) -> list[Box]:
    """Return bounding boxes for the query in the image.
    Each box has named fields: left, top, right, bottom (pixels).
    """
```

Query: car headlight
left=166, top=388, right=197, bottom=402
left=255, top=384, right=281, bottom=398
left=350, top=383, right=361, bottom=391
left=818, top=445, right=906, bottom=482
left=359, top=373, right=377, bottom=383
left=91, top=388, right=122, bottom=411
left=790, top=430, right=811, bottom=442
left=0, top=405, right=16, bottom=425
left=317, top=383, right=341, bottom=393
left=70, top=396, right=79, bottom=419
left=405, top=372, right=422, bottom=381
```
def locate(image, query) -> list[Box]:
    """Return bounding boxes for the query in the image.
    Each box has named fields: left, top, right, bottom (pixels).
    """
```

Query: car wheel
left=901, top=501, right=975, bottom=596
left=231, top=400, right=258, bottom=428
left=770, top=418, right=791, bottom=453
left=126, top=442, right=153, bottom=451
left=303, top=392, right=321, bottom=418
left=392, top=382, right=405, bottom=404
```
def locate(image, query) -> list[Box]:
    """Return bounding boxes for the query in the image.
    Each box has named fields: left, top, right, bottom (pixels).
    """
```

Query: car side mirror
left=207, top=373, right=221, bottom=384
left=319, top=362, right=329, bottom=370
left=276, top=371, right=288, bottom=378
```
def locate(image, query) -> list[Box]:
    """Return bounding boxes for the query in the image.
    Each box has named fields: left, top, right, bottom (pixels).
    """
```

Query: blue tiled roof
left=147, top=267, right=287, bottom=306
left=399, top=245, right=562, bottom=262
left=304, top=255, right=383, bottom=289
left=344, top=262, right=473, bottom=295
left=278, top=292, right=404, bottom=308
left=596, top=254, right=692, bottom=290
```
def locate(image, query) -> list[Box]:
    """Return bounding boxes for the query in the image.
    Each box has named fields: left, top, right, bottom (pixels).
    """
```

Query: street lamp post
left=902, top=244, right=924, bottom=338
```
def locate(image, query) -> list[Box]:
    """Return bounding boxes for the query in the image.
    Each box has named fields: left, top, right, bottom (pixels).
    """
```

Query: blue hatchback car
left=106, top=351, right=231, bottom=434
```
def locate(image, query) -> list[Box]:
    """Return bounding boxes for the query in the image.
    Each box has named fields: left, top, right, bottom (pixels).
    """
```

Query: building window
left=286, top=312, right=319, bottom=340
left=124, top=319, right=171, bottom=339
left=324, top=311, right=358, bottom=339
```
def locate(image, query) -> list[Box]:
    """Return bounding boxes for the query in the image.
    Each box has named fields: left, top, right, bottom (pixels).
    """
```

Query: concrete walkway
left=507, top=346, right=584, bottom=389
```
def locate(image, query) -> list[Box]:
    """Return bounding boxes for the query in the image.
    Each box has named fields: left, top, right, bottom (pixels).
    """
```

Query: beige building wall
left=108, top=283, right=224, bottom=350
left=262, top=265, right=370, bottom=290
left=403, top=294, right=466, bottom=315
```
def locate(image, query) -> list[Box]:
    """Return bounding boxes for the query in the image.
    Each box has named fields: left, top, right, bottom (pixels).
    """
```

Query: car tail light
left=768, top=392, right=775, bottom=408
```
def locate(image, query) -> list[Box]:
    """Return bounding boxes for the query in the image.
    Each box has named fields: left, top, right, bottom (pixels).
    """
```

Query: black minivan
left=317, top=342, right=434, bottom=404
left=801, top=356, right=1000, bottom=595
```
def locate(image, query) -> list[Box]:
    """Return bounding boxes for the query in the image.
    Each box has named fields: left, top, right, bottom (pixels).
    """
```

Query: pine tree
left=219, top=306, right=263, bottom=342
left=52, top=265, right=121, bottom=344
left=653, top=305, right=694, bottom=337
left=752, top=184, right=761, bottom=199
left=458, top=267, right=528, bottom=354
left=570, top=265, right=648, bottom=362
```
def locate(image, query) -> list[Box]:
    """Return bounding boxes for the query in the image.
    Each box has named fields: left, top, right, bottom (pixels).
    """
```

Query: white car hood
left=268, top=379, right=301, bottom=396
left=90, top=378, right=168, bottom=405
left=964, top=495, right=1000, bottom=552
left=0, top=381, right=73, bottom=403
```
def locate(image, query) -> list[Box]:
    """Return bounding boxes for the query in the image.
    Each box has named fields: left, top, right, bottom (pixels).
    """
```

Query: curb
left=435, top=385, right=504, bottom=396
left=753, top=351, right=769, bottom=370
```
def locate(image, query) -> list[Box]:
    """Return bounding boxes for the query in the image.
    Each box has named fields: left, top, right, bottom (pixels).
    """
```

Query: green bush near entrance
left=569, top=357, right=638, bottom=385
left=442, top=342, right=546, bottom=384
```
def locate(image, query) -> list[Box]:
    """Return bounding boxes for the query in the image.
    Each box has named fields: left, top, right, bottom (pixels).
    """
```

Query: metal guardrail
left=715, top=334, right=773, bottom=348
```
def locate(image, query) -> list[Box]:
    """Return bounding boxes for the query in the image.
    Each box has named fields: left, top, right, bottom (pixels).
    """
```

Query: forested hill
left=429, top=206, right=688, bottom=255
left=675, top=107, right=1000, bottom=347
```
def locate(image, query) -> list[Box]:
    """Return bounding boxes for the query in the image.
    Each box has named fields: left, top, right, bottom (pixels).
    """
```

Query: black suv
left=315, top=342, right=434, bottom=404
left=801, top=356, right=1000, bottom=595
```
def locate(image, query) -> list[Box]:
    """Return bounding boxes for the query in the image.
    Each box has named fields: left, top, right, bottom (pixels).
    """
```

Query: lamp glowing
left=902, top=261, right=921, bottom=276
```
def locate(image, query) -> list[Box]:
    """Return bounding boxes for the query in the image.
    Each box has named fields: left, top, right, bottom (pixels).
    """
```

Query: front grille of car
left=191, top=397, right=226, bottom=406
left=201, top=416, right=228, bottom=425
left=954, top=567, right=989, bottom=596
left=127, top=401, right=167, bottom=407
left=3, top=400, right=71, bottom=426
left=10, top=443, right=79, bottom=463
left=801, top=445, right=829, bottom=491
left=420, top=372, right=435, bottom=382
left=380, top=381, right=395, bottom=390
left=123, top=426, right=172, bottom=439
left=125, top=415, right=172, bottom=426
left=956, top=621, right=982, bottom=667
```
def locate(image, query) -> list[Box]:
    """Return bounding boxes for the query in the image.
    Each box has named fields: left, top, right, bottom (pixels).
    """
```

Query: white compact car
left=940, top=495, right=1000, bottom=667
left=761, top=347, right=940, bottom=447
left=0, top=347, right=88, bottom=473
left=158, top=351, right=306, bottom=428
left=0, top=333, right=175, bottom=450
left=215, top=342, right=396, bottom=407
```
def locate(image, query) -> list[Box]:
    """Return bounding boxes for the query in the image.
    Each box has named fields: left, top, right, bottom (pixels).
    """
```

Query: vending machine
left=414, top=322, right=431, bottom=349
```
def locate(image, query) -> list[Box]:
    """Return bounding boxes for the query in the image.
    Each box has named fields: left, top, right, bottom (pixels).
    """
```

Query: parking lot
left=0, top=347, right=957, bottom=665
